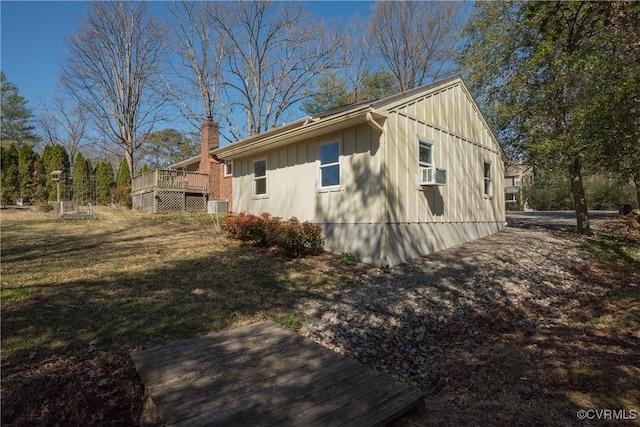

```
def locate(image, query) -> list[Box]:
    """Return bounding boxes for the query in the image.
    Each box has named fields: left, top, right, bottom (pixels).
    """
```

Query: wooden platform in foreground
left=131, top=321, right=424, bottom=426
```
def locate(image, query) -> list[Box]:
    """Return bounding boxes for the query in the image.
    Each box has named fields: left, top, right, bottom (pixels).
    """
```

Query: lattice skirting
left=133, top=190, right=207, bottom=213
left=156, top=191, right=183, bottom=213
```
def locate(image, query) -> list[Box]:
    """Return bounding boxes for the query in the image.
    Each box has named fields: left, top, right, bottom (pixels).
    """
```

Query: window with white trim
left=253, top=159, right=267, bottom=196
left=418, top=140, right=433, bottom=168
left=319, top=141, right=340, bottom=188
left=483, top=161, right=493, bottom=197
left=513, top=175, right=520, bottom=186
left=224, top=160, right=233, bottom=177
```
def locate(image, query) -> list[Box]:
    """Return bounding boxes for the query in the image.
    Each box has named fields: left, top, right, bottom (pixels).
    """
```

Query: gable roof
left=202, top=75, right=499, bottom=161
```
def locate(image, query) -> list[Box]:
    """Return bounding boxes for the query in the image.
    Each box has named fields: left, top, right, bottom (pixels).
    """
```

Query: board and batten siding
left=232, top=124, right=384, bottom=263
left=382, top=82, right=505, bottom=265
left=225, top=78, right=505, bottom=266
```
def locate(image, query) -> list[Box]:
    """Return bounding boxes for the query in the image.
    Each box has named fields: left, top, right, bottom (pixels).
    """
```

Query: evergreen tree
left=114, top=158, right=132, bottom=208
left=73, top=152, right=91, bottom=204
left=0, top=144, right=20, bottom=204
left=95, top=161, right=115, bottom=205
left=139, top=129, right=197, bottom=169
left=41, top=144, right=71, bottom=200
left=18, top=144, right=46, bottom=204
left=116, top=158, right=131, bottom=187
left=1, top=72, right=38, bottom=147
left=359, top=71, right=397, bottom=102
left=301, top=73, right=350, bottom=115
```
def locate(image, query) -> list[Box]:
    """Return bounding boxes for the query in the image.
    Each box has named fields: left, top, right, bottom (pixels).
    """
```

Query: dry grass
left=0, top=206, right=368, bottom=426
left=1, top=207, right=638, bottom=426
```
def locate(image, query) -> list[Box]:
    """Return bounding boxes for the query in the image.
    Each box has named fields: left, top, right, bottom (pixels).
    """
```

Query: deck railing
left=132, top=169, right=209, bottom=192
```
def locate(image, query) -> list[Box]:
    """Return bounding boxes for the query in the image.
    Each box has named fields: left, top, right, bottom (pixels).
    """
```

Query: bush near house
left=221, top=212, right=324, bottom=257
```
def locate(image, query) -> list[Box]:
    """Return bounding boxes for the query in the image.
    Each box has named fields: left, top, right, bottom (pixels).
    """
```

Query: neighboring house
left=132, top=118, right=232, bottom=213
left=504, top=162, right=532, bottom=210
left=212, top=76, right=506, bottom=267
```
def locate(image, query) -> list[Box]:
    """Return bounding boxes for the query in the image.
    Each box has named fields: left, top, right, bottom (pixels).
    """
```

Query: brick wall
left=199, top=118, right=233, bottom=211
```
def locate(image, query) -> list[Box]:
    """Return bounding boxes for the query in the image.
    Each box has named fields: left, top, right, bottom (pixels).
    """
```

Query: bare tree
left=339, top=16, right=374, bottom=104
left=368, top=1, right=462, bottom=92
left=37, top=96, right=89, bottom=163
left=165, top=1, right=227, bottom=129
left=211, top=1, right=343, bottom=139
left=60, top=2, right=167, bottom=180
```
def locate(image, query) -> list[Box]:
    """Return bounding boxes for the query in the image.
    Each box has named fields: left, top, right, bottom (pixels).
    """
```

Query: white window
left=484, top=161, right=493, bottom=197
left=253, top=159, right=267, bottom=196
left=513, top=175, right=520, bottom=186
left=419, top=140, right=433, bottom=168
left=319, top=141, right=340, bottom=188
left=224, top=160, right=233, bottom=177
left=506, top=193, right=517, bottom=202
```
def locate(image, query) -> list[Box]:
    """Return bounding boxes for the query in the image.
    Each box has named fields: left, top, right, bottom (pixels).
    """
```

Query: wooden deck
left=132, top=321, right=424, bottom=426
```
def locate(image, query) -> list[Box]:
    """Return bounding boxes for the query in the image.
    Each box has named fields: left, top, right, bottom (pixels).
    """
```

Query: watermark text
left=576, top=408, right=637, bottom=421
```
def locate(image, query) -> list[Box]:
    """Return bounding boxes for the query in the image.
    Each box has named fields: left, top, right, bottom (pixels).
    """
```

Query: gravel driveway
left=297, top=224, right=593, bottom=386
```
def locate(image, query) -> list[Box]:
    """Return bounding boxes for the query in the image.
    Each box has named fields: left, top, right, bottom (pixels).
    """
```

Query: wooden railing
left=132, top=169, right=209, bottom=192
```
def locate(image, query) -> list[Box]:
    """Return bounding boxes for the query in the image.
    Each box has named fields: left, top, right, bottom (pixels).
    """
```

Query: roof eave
left=213, top=106, right=386, bottom=160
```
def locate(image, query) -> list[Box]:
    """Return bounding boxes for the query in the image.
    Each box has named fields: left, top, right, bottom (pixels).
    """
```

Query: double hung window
left=253, top=159, right=267, bottom=196
left=483, top=161, right=493, bottom=197
left=319, top=141, right=340, bottom=189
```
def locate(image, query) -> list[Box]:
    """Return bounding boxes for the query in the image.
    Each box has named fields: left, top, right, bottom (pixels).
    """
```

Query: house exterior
left=132, top=119, right=233, bottom=213
left=213, top=76, right=506, bottom=266
left=504, top=162, right=532, bottom=210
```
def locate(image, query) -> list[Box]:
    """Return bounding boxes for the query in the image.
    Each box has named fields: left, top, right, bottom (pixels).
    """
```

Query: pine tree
left=1, top=72, right=38, bottom=146
left=0, top=144, right=20, bottom=204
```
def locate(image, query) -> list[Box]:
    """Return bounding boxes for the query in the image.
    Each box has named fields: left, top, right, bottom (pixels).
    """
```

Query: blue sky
left=1, top=1, right=374, bottom=116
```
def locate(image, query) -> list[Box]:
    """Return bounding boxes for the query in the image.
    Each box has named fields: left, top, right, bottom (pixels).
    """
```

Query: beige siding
left=227, top=78, right=504, bottom=266
left=232, top=124, right=381, bottom=224
left=385, top=82, right=505, bottom=226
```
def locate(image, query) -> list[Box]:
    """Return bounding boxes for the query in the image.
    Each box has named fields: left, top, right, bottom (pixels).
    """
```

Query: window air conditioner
left=418, top=166, right=447, bottom=186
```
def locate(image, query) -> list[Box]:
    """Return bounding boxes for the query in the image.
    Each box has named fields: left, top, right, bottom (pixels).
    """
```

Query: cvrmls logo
left=576, top=409, right=638, bottom=420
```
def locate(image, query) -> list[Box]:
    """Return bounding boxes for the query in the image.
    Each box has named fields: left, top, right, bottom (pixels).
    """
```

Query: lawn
left=1, top=206, right=367, bottom=425
left=1, top=206, right=638, bottom=426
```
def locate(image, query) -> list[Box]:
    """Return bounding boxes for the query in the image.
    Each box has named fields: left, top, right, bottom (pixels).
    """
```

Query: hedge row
left=221, top=212, right=324, bottom=257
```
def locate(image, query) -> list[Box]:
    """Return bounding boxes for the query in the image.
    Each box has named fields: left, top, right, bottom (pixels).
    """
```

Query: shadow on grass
left=1, top=248, right=330, bottom=370
left=2, top=210, right=639, bottom=426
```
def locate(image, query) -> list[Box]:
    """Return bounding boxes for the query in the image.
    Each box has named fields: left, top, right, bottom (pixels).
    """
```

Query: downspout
left=366, top=110, right=389, bottom=268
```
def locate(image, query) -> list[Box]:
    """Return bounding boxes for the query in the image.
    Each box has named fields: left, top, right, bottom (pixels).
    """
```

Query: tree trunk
left=568, top=158, right=590, bottom=234
left=633, top=170, right=640, bottom=209
left=125, top=150, right=134, bottom=183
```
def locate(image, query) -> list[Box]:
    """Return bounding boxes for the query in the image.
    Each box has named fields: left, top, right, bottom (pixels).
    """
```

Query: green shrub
left=221, top=212, right=324, bottom=257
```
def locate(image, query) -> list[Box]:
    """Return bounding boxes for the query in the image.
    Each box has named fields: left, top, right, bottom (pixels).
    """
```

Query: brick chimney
left=198, top=117, right=232, bottom=210
left=199, top=117, right=219, bottom=173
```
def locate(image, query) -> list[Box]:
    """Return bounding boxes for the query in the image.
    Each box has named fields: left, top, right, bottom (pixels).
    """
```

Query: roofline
left=170, top=154, right=201, bottom=169
left=372, top=74, right=461, bottom=109
left=213, top=105, right=385, bottom=160
left=176, top=74, right=503, bottom=163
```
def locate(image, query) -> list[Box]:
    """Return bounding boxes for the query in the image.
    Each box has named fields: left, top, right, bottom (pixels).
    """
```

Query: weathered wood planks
left=132, top=321, right=424, bottom=426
